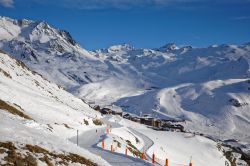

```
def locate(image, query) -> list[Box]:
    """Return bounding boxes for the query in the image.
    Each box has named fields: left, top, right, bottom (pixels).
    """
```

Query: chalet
left=152, top=119, right=162, bottom=128
left=123, top=113, right=131, bottom=119
left=142, top=114, right=151, bottom=117
left=100, top=108, right=112, bottom=115
left=130, top=115, right=141, bottom=123
left=101, top=105, right=123, bottom=116
left=161, top=123, right=184, bottom=132
left=111, top=110, right=122, bottom=116
left=93, top=105, right=101, bottom=111
left=140, top=117, right=162, bottom=128
left=140, top=117, right=154, bottom=126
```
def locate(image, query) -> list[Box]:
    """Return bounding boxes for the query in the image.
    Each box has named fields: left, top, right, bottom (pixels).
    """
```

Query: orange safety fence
left=152, top=153, right=155, bottom=164
left=102, top=139, right=104, bottom=150
left=103, top=141, right=193, bottom=166
left=154, top=156, right=193, bottom=166
left=110, top=144, right=113, bottom=152
left=142, top=151, right=145, bottom=160
left=165, top=159, right=169, bottom=166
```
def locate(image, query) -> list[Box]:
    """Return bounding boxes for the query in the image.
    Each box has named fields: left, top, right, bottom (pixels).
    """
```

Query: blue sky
left=0, top=0, right=250, bottom=50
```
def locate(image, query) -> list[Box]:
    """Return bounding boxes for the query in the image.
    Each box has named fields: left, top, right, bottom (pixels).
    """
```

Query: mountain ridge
left=1, top=16, right=250, bottom=156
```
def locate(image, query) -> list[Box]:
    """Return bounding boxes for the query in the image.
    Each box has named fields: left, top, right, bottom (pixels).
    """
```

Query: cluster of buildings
left=93, top=105, right=184, bottom=132
left=122, top=113, right=184, bottom=132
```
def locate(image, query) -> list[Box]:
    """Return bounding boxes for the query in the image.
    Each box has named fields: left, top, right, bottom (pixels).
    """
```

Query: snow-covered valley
left=0, top=51, right=233, bottom=165
left=0, top=16, right=250, bottom=165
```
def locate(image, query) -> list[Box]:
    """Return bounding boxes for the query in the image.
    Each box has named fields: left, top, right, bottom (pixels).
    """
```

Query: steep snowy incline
left=70, top=116, right=153, bottom=166
left=0, top=51, right=111, bottom=165
left=105, top=115, right=230, bottom=166
left=0, top=16, right=109, bottom=90
left=1, top=50, right=231, bottom=166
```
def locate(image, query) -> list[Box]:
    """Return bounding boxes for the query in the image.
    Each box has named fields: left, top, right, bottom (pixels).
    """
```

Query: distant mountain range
left=1, top=16, right=250, bottom=154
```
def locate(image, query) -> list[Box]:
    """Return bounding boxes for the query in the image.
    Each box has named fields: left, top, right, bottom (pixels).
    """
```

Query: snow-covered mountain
left=0, top=50, right=232, bottom=166
left=1, top=16, right=250, bottom=157
left=0, top=50, right=112, bottom=165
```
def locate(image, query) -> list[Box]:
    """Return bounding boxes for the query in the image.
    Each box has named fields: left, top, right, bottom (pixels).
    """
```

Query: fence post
left=141, top=151, right=144, bottom=160
left=111, top=144, right=113, bottom=152
left=165, top=159, right=168, bottom=166
left=152, top=153, right=155, bottom=164
left=189, top=156, right=193, bottom=166
left=102, top=140, right=104, bottom=150
left=125, top=148, right=128, bottom=156
left=77, top=130, right=78, bottom=146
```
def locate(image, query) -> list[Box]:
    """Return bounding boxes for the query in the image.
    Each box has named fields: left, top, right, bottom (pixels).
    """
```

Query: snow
left=0, top=111, right=110, bottom=166
left=1, top=15, right=250, bottom=165
left=98, top=126, right=144, bottom=155
left=0, top=16, right=21, bottom=40
left=112, top=116, right=227, bottom=166
left=76, top=77, right=143, bottom=106
left=69, top=115, right=153, bottom=166
left=78, top=115, right=229, bottom=166
left=70, top=115, right=229, bottom=166
left=0, top=50, right=239, bottom=165
left=142, top=130, right=226, bottom=166
left=0, top=52, right=110, bottom=165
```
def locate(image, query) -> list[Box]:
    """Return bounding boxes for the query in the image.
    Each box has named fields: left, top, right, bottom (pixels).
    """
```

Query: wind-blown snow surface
left=0, top=51, right=110, bottom=165
left=102, top=115, right=228, bottom=166
left=0, top=16, right=250, bottom=153
left=74, top=115, right=228, bottom=166
left=0, top=51, right=230, bottom=166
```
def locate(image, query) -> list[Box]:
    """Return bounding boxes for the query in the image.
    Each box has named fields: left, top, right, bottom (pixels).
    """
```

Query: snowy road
left=129, top=128, right=161, bottom=166
left=70, top=127, right=152, bottom=166
left=129, top=128, right=154, bottom=159
left=69, top=115, right=155, bottom=166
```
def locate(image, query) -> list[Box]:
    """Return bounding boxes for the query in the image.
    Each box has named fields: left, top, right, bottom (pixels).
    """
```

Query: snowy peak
left=0, top=16, right=99, bottom=88
left=16, top=18, right=34, bottom=27
left=30, top=21, right=76, bottom=46
left=108, top=44, right=134, bottom=52
left=95, top=44, right=134, bottom=54
left=0, top=16, right=22, bottom=40
left=58, top=30, right=77, bottom=46
left=0, top=16, right=78, bottom=48
left=0, top=16, right=94, bottom=59
left=157, top=43, right=178, bottom=52
left=29, top=21, right=56, bottom=43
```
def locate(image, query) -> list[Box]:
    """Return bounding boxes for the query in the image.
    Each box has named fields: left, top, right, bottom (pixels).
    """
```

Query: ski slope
left=1, top=16, right=250, bottom=164
left=72, top=115, right=229, bottom=166
left=0, top=51, right=110, bottom=165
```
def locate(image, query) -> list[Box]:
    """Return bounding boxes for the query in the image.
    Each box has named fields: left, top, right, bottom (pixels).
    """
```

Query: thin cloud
left=15, top=0, right=250, bottom=10
left=231, top=16, right=250, bottom=20
left=60, top=0, right=222, bottom=9
left=16, top=0, right=208, bottom=10
left=0, top=0, right=14, bottom=8
left=62, top=0, right=168, bottom=9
